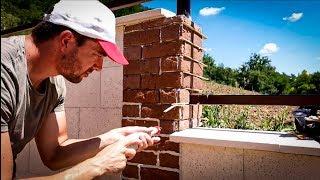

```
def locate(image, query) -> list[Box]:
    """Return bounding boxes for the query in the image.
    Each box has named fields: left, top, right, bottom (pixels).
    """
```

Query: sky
left=142, top=0, right=320, bottom=75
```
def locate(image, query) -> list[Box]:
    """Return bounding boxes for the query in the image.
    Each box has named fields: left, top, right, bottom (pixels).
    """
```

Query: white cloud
left=283, top=12, right=303, bottom=22
left=204, top=47, right=213, bottom=52
left=199, top=7, right=225, bottom=16
left=259, top=43, right=279, bottom=56
left=316, top=57, right=320, bottom=60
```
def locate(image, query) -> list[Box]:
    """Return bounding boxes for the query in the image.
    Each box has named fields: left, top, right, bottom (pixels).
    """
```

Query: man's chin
left=64, top=76, right=83, bottom=84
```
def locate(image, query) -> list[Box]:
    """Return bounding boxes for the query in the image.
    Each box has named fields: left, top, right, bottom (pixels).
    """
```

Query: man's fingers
left=124, top=148, right=136, bottom=160
left=139, top=134, right=148, bottom=151
left=123, top=135, right=141, bottom=148
left=122, top=126, right=161, bottom=136
left=123, top=126, right=151, bottom=135
left=123, top=132, right=161, bottom=151
left=152, top=137, right=161, bottom=143
left=144, top=134, right=154, bottom=147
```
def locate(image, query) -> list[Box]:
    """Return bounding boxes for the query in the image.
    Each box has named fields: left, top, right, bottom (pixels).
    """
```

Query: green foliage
left=202, top=105, right=294, bottom=132
left=1, top=0, right=150, bottom=31
left=203, top=54, right=239, bottom=87
left=203, top=53, right=320, bottom=95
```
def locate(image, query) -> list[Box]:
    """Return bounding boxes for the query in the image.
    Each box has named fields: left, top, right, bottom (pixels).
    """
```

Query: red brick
left=190, top=118, right=198, bottom=128
left=157, top=72, right=183, bottom=88
left=122, top=119, right=135, bottom=127
left=159, top=89, right=178, bottom=104
left=193, top=33, right=202, bottom=48
left=124, top=90, right=159, bottom=103
left=193, top=48, right=204, bottom=61
left=147, top=137, right=180, bottom=153
left=123, top=105, right=140, bottom=117
left=161, top=56, right=179, bottom=72
left=182, top=75, right=204, bottom=90
left=192, top=77, right=204, bottom=90
left=124, top=29, right=160, bottom=46
left=182, top=74, right=191, bottom=88
left=180, top=59, right=191, bottom=72
left=178, top=89, right=190, bottom=103
left=124, top=46, right=141, bottom=60
left=179, top=119, right=190, bottom=131
left=159, top=89, right=189, bottom=104
left=182, top=26, right=192, bottom=41
left=141, top=74, right=157, bottom=89
left=193, top=23, right=202, bottom=33
left=124, top=60, right=140, bottom=75
left=141, top=105, right=181, bottom=120
left=161, top=24, right=181, bottom=42
left=160, top=120, right=179, bottom=134
left=161, top=57, right=201, bottom=75
left=143, top=41, right=183, bottom=59
left=183, top=43, right=192, bottom=57
left=142, top=17, right=167, bottom=29
left=159, top=153, right=180, bottom=169
left=142, top=17, right=183, bottom=29
left=125, top=23, right=143, bottom=32
left=128, top=151, right=157, bottom=165
left=184, top=105, right=192, bottom=120
left=122, top=119, right=158, bottom=127
left=124, top=58, right=160, bottom=75
left=160, top=119, right=191, bottom=134
left=124, top=75, right=140, bottom=89
left=143, top=58, right=160, bottom=74
left=192, top=62, right=203, bottom=76
left=192, top=104, right=202, bottom=120
left=122, top=164, right=138, bottom=179
left=140, top=167, right=179, bottom=180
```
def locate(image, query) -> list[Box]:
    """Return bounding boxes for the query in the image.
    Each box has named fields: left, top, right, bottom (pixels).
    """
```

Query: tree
left=237, top=53, right=278, bottom=94
left=1, top=0, right=149, bottom=31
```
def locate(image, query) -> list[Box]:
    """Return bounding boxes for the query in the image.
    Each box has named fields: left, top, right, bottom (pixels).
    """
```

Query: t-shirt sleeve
left=52, top=76, right=66, bottom=113
left=1, top=65, right=15, bottom=133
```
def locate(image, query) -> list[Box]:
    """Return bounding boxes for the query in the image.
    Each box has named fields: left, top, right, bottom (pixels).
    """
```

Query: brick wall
left=122, top=15, right=205, bottom=180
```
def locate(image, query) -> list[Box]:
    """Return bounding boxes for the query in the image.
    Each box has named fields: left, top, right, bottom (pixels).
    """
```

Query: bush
left=201, top=105, right=294, bottom=132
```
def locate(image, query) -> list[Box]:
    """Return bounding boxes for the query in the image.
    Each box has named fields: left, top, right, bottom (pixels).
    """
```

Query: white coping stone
left=116, top=8, right=176, bottom=27
left=170, top=127, right=320, bottom=156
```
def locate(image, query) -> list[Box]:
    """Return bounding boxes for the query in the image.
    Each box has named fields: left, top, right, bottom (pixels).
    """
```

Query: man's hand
left=98, top=126, right=161, bottom=150
left=124, top=132, right=161, bottom=156
left=111, top=126, right=161, bottom=136
left=86, top=131, right=160, bottom=176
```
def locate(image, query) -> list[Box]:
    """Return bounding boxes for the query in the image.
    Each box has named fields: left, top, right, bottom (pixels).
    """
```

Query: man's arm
left=20, top=132, right=149, bottom=179
left=35, top=111, right=160, bottom=170
left=35, top=111, right=124, bottom=170
left=1, top=132, right=13, bottom=180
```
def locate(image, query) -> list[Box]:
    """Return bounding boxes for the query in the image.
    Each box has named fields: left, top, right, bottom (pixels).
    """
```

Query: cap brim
left=98, top=40, right=129, bottom=65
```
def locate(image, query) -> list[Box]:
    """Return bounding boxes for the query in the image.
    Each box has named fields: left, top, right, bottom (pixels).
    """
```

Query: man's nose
left=93, top=58, right=103, bottom=71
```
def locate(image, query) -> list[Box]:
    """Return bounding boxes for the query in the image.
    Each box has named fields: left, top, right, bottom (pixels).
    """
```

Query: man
left=1, top=1, right=160, bottom=179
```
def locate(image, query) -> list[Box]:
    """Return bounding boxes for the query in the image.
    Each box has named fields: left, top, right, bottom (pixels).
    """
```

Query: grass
left=201, top=105, right=295, bottom=132
left=201, top=81, right=297, bottom=132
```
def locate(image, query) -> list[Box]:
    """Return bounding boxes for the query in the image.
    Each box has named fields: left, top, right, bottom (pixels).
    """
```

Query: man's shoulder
left=49, top=75, right=66, bottom=98
left=1, top=36, right=25, bottom=70
left=1, top=36, right=24, bottom=55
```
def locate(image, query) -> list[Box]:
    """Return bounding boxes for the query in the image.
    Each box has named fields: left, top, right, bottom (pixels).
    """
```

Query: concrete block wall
left=180, top=143, right=320, bottom=180
left=122, top=15, right=205, bottom=180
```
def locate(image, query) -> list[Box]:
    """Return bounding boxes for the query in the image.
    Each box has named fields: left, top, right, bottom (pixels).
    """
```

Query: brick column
left=122, top=15, right=204, bottom=180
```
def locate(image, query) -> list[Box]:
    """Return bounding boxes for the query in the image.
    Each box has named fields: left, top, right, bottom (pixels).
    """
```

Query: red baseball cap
left=44, top=0, right=129, bottom=65
left=98, top=40, right=129, bottom=65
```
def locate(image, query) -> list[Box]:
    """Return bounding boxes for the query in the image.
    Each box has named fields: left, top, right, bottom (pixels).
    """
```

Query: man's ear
left=59, top=30, right=75, bottom=53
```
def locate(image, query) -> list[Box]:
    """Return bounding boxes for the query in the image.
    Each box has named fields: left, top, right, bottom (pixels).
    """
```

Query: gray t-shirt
left=1, top=35, right=66, bottom=159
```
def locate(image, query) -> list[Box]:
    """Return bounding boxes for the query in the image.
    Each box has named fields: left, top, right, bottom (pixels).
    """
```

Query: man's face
left=57, top=38, right=106, bottom=83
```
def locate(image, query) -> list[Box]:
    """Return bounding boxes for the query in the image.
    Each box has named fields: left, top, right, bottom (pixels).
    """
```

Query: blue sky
left=142, top=0, right=320, bottom=75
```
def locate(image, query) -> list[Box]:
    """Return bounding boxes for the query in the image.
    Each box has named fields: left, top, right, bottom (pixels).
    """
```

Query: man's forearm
left=22, top=159, right=101, bottom=180
left=47, top=131, right=122, bottom=170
